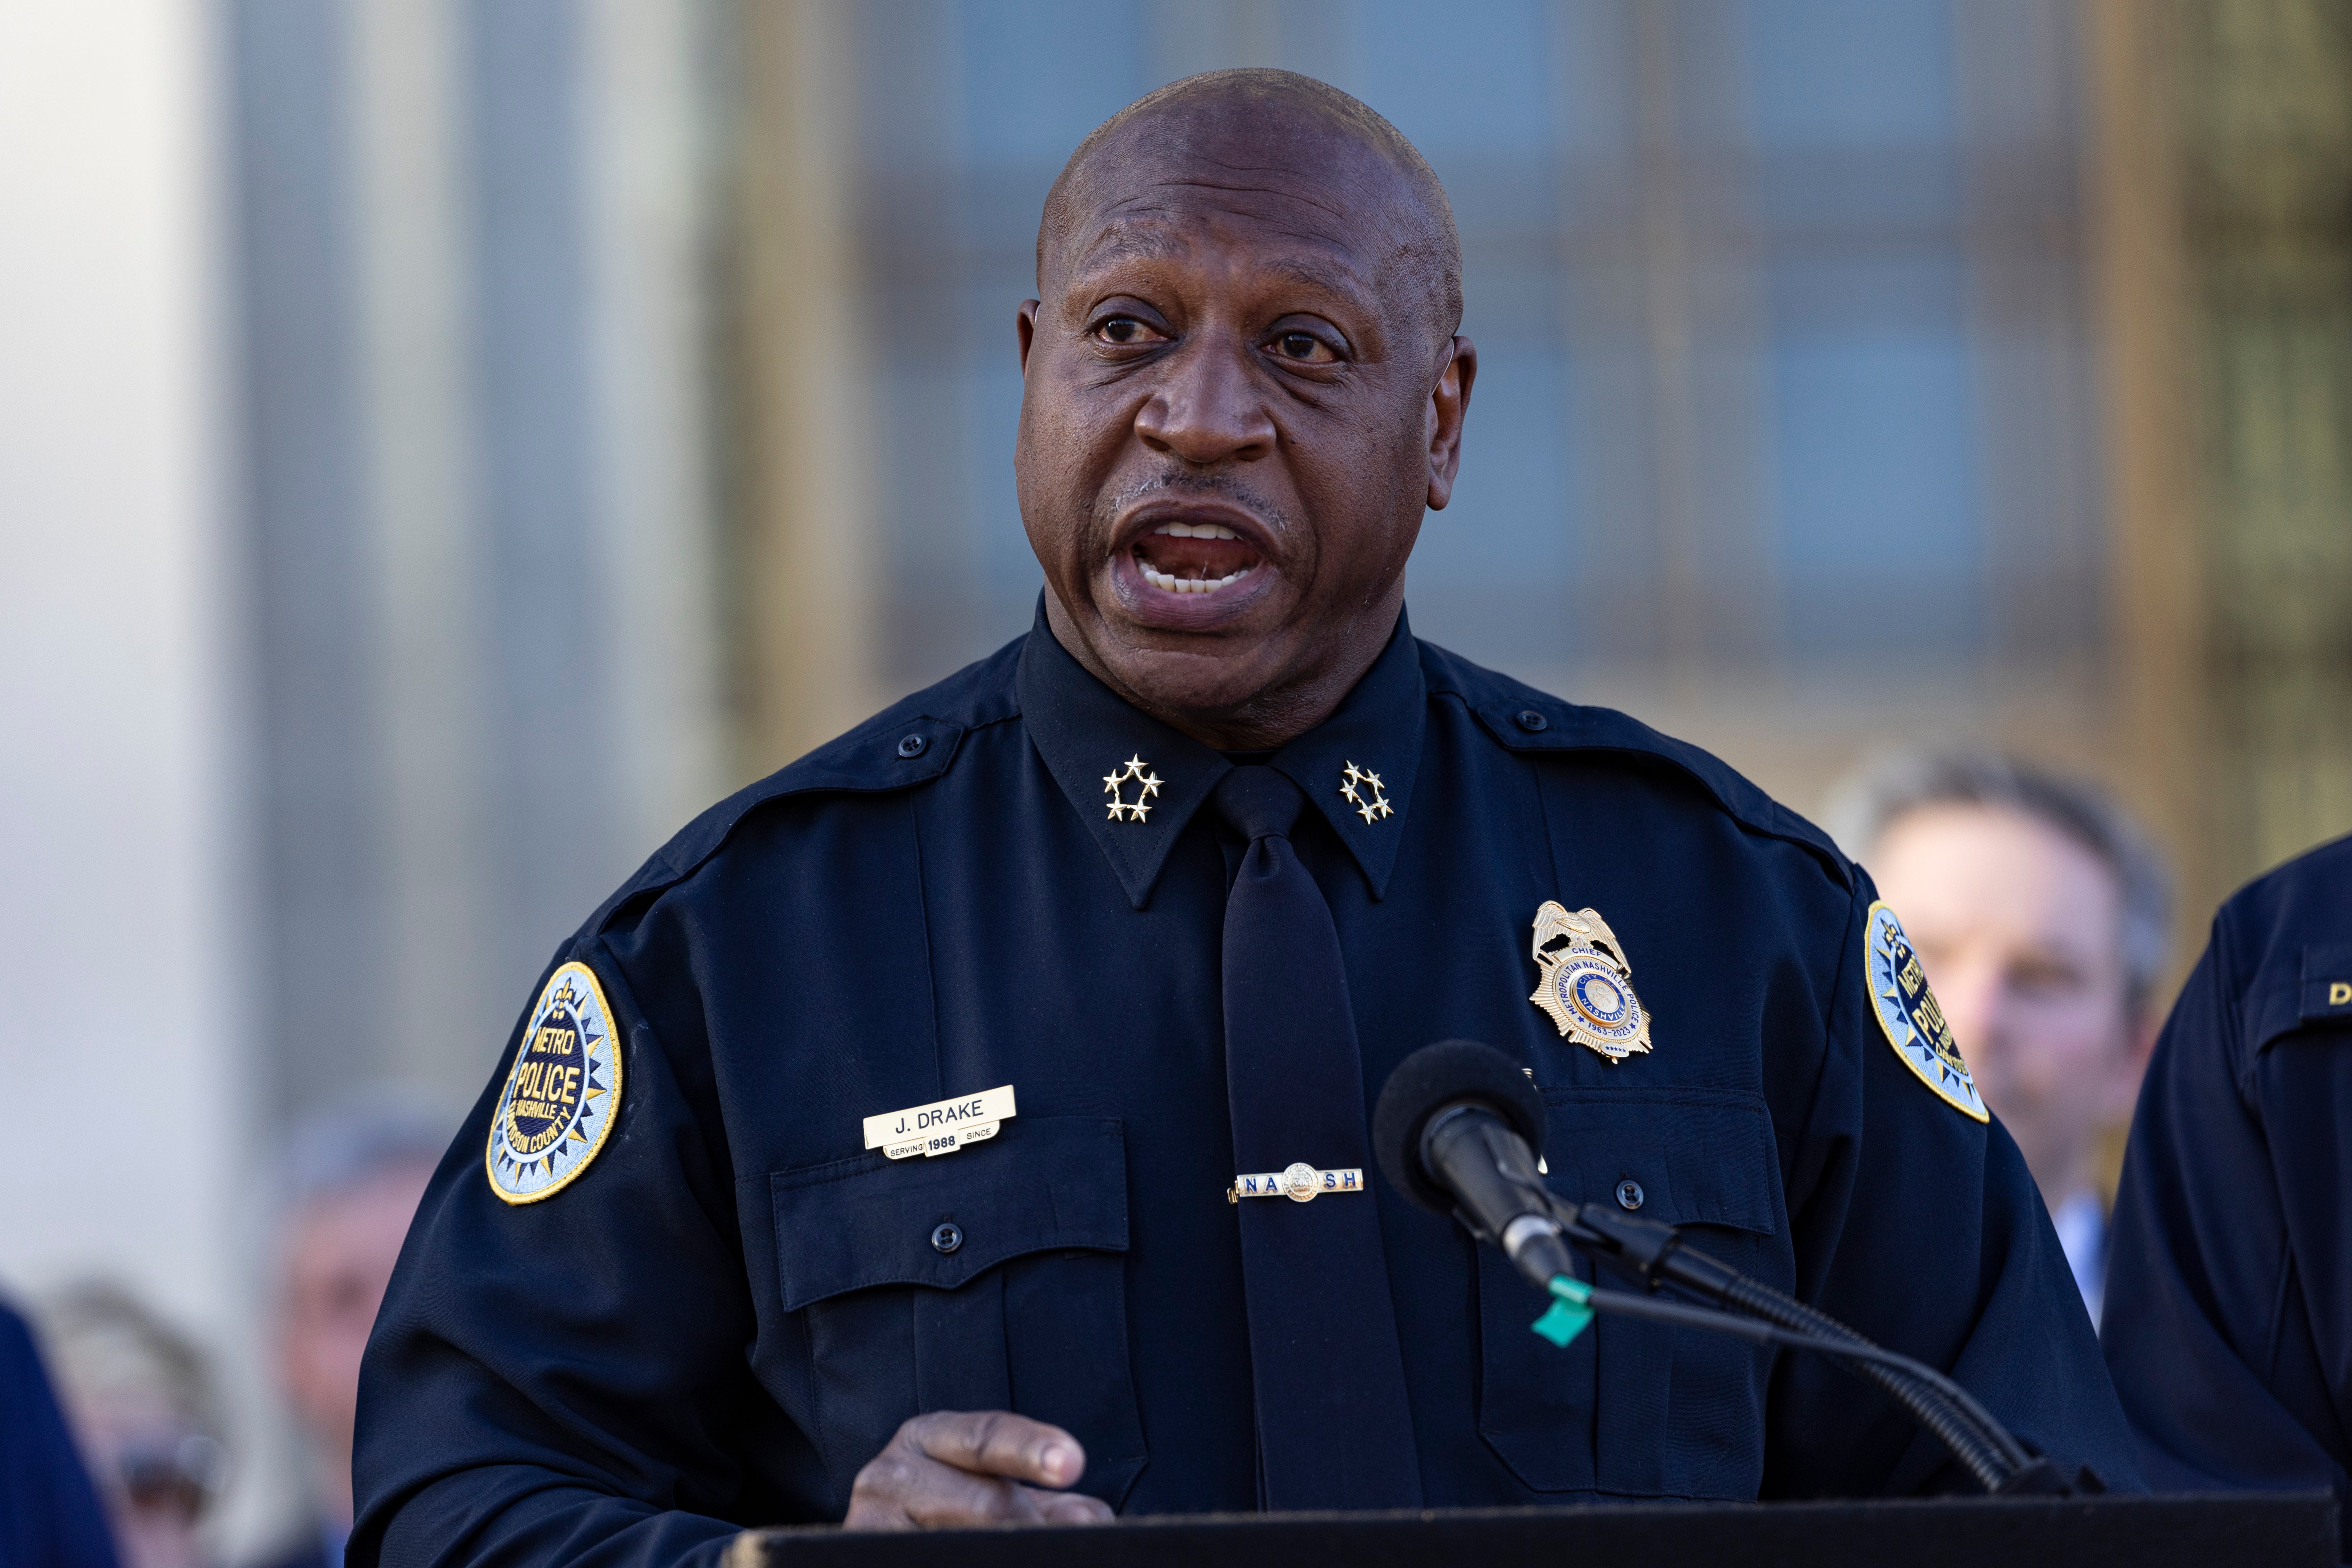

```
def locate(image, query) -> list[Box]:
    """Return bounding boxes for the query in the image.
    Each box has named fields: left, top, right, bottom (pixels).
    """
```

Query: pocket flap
left=771, top=1117, right=1127, bottom=1311
left=1539, top=1087, right=1779, bottom=1236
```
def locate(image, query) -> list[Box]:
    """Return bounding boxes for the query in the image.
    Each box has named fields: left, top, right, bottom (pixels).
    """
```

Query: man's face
left=1870, top=804, right=2150, bottom=1204
left=278, top=1163, right=432, bottom=1524
left=1015, top=113, right=1472, bottom=743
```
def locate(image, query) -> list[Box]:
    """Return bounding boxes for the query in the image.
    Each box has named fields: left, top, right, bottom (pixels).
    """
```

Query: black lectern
left=730, top=1492, right=2337, bottom=1568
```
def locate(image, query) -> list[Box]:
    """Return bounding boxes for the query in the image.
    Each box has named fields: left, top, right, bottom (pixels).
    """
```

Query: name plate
left=863, top=1085, right=1017, bottom=1160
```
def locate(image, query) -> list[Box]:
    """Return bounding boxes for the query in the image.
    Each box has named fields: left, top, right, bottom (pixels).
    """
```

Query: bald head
left=1038, top=70, right=1463, bottom=357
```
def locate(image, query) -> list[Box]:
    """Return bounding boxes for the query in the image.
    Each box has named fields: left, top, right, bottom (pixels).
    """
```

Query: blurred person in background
left=40, top=1283, right=229, bottom=1568
left=254, top=1109, right=444, bottom=1568
left=2101, top=833, right=2352, bottom=1528
left=1828, top=751, right=2171, bottom=1325
left=0, top=1295, right=122, bottom=1568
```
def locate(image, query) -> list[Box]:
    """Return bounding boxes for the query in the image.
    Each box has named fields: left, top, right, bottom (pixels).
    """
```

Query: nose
left=1133, top=333, right=1277, bottom=466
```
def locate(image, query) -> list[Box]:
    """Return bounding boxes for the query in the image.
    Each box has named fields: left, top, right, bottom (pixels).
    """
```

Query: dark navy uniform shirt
left=2103, top=833, right=2352, bottom=1544
left=352, top=608, right=2136, bottom=1566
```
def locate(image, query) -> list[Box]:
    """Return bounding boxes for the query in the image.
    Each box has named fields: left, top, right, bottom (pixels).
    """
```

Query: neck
left=1043, top=596, right=1401, bottom=751
left=314, top=1447, right=355, bottom=1533
left=2035, top=1149, right=2100, bottom=1219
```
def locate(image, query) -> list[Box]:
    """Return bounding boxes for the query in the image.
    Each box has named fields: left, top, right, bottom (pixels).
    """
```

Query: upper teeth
left=1151, top=521, right=1240, bottom=540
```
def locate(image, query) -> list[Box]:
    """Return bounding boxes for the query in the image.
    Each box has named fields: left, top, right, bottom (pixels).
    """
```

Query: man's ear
left=1018, top=299, right=1041, bottom=376
left=1425, top=336, right=1477, bottom=511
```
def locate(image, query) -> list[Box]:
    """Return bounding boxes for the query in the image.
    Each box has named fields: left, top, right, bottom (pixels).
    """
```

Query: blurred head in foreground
left=1828, top=752, right=2170, bottom=1316
left=272, top=1107, right=443, bottom=1550
left=40, top=1283, right=226, bottom=1568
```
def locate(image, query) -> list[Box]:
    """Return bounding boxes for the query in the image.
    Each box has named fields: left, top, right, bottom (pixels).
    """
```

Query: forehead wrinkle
left=1070, top=196, right=1387, bottom=283
left=1139, top=176, right=1352, bottom=222
left=1063, top=226, right=1381, bottom=317
left=1085, top=162, right=1377, bottom=237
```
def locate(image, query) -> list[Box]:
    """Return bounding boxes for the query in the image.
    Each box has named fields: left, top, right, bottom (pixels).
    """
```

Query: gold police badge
left=1528, top=901, right=1653, bottom=1064
left=485, top=961, right=624, bottom=1203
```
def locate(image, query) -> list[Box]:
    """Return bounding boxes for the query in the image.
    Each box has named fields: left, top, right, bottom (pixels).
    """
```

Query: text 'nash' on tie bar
left=1226, top=1163, right=1365, bottom=1203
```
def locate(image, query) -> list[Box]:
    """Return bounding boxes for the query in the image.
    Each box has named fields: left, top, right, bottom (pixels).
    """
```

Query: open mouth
left=1131, top=520, right=1265, bottom=596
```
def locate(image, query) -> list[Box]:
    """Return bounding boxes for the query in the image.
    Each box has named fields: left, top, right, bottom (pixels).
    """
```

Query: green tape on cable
left=1530, top=1273, right=1594, bottom=1348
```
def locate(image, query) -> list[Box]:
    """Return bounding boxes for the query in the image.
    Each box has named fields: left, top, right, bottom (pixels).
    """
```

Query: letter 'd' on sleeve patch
left=485, top=961, right=624, bottom=1203
left=1864, top=902, right=1989, bottom=1122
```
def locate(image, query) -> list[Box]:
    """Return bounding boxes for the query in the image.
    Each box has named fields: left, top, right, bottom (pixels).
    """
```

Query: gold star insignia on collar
left=1103, top=755, right=1163, bottom=823
left=1339, top=761, right=1393, bottom=825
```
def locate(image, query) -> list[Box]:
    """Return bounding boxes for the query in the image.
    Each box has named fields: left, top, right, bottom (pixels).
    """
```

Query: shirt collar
left=1016, top=599, right=1427, bottom=909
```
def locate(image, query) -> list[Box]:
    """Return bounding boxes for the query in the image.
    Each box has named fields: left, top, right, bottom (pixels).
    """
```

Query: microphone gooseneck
left=1372, top=1040, right=2076, bottom=1497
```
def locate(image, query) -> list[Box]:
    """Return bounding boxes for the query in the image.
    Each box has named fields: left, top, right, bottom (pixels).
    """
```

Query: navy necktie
left=1212, top=766, right=1422, bottom=1511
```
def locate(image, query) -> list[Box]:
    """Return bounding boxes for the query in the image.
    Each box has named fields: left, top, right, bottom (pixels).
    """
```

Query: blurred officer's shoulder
left=2205, top=831, right=2352, bottom=1052
left=0, top=1296, right=123, bottom=1568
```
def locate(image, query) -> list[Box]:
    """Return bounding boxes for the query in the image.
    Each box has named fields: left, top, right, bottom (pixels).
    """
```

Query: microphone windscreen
left=1372, top=1040, right=1548, bottom=1212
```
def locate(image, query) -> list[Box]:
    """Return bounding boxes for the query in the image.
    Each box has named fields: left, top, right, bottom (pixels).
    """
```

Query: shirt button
left=930, top=1221, right=963, bottom=1254
left=1515, top=709, right=1549, bottom=732
left=1615, top=1180, right=1644, bottom=1211
left=896, top=733, right=928, bottom=759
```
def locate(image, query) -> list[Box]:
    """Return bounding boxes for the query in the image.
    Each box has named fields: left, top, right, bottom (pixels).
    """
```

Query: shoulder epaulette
left=581, top=637, right=1025, bottom=934
left=1417, top=640, right=1851, bottom=890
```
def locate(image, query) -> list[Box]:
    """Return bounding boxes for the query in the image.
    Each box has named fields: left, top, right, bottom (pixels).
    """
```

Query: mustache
left=1099, top=471, right=1294, bottom=539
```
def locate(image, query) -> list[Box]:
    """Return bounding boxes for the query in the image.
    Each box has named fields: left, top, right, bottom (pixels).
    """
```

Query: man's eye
left=2009, top=961, right=2087, bottom=999
left=1271, top=331, right=1338, bottom=364
left=1094, top=316, right=1162, bottom=346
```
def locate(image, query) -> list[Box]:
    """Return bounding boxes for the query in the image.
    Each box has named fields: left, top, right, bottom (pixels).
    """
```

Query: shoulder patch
left=1863, top=902, right=1987, bottom=1121
left=486, top=962, right=624, bottom=1203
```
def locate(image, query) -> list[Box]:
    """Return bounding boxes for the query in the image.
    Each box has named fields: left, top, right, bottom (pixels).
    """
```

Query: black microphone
left=1372, top=1040, right=1576, bottom=1289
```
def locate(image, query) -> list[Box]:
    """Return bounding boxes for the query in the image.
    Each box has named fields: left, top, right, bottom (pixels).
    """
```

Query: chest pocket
left=1478, top=1087, right=1786, bottom=1499
left=771, top=1117, right=1146, bottom=1508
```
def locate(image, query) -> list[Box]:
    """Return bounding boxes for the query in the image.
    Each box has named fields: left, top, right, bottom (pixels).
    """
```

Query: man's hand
left=842, top=1411, right=1116, bottom=1531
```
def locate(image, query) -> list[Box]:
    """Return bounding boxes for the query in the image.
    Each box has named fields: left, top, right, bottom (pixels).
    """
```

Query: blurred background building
left=3, top=0, right=2348, bottom=1557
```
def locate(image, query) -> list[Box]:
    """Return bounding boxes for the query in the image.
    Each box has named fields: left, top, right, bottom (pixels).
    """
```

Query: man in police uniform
left=2102, top=832, right=2352, bottom=1540
left=351, top=71, right=2136, bottom=1558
